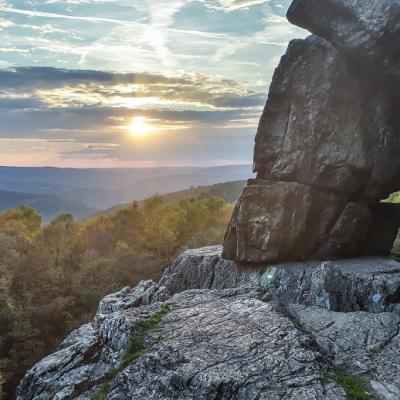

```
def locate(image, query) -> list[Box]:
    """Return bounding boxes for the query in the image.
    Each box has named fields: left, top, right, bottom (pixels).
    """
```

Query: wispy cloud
left=218, top=0, right=270, bottom=11
left=0, top=16, right=14, bottom=28
left=0, top=0, right=305, bottom=167
left=0, top=4, right=143, bottom=26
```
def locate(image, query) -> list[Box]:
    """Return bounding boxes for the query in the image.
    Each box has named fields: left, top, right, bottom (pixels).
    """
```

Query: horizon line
left=0, top=163, right=253, bottom=170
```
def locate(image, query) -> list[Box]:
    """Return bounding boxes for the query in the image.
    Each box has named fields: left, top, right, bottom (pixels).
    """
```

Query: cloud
left=145, top=1, right=187, bottom=67
left=0, top=66, right=263, bottom=165
left=218, top=0, right=270, bottom=11
left=0, top=0, right=304, bottom=167
left=0, top=16, right=14, bottom=28
left=0, top=4, right=143, bottom=26
left=0, top=67, right=265, bottom=111
left=0, top=0, right=304, bottom=89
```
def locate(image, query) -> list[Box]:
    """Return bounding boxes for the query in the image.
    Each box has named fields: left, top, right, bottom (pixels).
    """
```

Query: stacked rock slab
left=223, top=0, right=400, bottom=264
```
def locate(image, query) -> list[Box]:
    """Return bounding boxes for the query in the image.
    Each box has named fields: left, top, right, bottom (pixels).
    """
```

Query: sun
left=128, top=117, right=151, bottom=138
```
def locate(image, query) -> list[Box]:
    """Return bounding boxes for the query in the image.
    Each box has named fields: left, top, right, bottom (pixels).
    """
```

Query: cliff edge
left=17, top=247, right=400, bottom=400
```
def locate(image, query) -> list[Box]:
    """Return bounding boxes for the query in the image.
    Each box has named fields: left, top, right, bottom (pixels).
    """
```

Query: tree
left=0, top=195, right=234, bottom=398
left=0, top=371, right=4, bottom=400
left=0, top=206, right=41, bottom=236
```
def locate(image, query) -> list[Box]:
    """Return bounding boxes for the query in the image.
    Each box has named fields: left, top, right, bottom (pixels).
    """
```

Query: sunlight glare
left=128, top=117, right=151, bottom=138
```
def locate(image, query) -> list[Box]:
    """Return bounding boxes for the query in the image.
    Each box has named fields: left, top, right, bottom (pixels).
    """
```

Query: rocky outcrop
left=162, top=247, right=400, bottom=315
left=17, top=281, right=169, bottom=400
left=15, top=1, right=400, bottom=399
left=290, top=304, right=400, bottom=399
left=223, top=0, right=400, bottom=264
left=17, top=247, right=400, bottom=400
left=287, top=0, right=400, bottom=86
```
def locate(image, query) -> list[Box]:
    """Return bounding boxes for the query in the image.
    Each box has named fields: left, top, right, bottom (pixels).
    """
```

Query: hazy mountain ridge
left=0, top=165, right=252, bottom=211
left=0, top=190, right=97, bottom=222
left=104, top=180, right=247, bottom=215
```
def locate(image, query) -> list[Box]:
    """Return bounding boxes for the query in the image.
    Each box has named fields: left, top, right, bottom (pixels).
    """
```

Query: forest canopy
left=0, top=196, right=233, bottom=399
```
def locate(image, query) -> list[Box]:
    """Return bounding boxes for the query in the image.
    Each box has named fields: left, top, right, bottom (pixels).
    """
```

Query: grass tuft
left=121, top=334, right=146, bottom=366
left=331, top=367, right=372, bottom=400
left=120, top=304, right=172, bottom=368
left=84, top=304, right=173, bottom=399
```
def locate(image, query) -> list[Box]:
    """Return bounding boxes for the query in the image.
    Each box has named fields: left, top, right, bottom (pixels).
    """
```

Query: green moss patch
left=82, top=304, right=173, bottom=399
left=120, top=304, right=172, bottom=368
left=331, top=367, right=372, bottom=400
left=121, top=334, right=146, bottom=366
left=90, top=386, right=108, bottom=400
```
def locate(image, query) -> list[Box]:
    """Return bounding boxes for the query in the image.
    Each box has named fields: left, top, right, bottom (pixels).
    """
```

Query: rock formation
left=161, top=246, right=400, bottom=315
left=16, top=2, right=400, bottom=400
left=223, top=0, right=400, bottom=263
left=17, top=247, right=400, bottom=400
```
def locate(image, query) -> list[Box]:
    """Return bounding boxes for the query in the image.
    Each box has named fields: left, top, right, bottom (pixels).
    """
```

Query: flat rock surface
left=17, top=273, right=400, bottom=400
left=290, top=304, right=400, bottom=400
left=108, top=287, right=346, bottom=400
left=18, top=284, right=348, bottom=400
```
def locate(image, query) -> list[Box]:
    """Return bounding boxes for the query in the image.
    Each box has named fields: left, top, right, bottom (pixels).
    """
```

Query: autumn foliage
left=0, top=196, right=233, bottom=398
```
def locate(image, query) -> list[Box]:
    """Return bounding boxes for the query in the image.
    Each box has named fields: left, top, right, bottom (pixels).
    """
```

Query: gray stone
left=162, top=246, right=400, bottom=315
left=15, top=247, right=400, bottom=400
left=289, top=304, right=400, bottom=399
left=222, top=179, right=374, bottom=262
left=252, top=36, right=398, bottom=200
left=107, top=288, right=346, bottom=400
left=95, top=280, right=169, bottom=325
left=17, top=281, right=169, bottom=400
left=17, top=285, right=348, bottom=400
left=223, top=2, right=400, bottom=263
left=287, top=0, right=400, bottom=86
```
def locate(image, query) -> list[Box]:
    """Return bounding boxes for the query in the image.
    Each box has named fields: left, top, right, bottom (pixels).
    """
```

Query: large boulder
left=287, top=0, right=400, bottom=86
left=222, top=178, right=377, bottom=262
left=223, top=0, right=400, bottom=264
left=253, top=36, right=399, bottom=199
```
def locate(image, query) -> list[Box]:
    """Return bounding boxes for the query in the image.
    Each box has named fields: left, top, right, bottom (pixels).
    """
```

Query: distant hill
left=0, top=165, right=252, bottom=210
left=104, top=180, right=247, bottom=215
left=0, top=190, right=98, bottom=222
left=160, top=180, right=247, bottom=204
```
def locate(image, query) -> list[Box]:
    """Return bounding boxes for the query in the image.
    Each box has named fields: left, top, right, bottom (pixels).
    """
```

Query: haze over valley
left=0, top=165, right=251, bottom=220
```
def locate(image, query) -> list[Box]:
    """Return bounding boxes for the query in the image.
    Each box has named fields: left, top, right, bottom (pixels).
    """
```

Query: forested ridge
left=0, top=195, right=233, bottom=399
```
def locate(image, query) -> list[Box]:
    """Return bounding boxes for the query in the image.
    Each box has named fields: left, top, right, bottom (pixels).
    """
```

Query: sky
left=0, top=0, right=306, bottom=168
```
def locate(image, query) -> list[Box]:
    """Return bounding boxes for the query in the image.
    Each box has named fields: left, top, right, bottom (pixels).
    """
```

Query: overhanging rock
left=223, top=1, right=400, bottom=264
